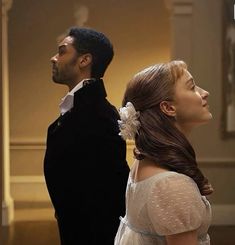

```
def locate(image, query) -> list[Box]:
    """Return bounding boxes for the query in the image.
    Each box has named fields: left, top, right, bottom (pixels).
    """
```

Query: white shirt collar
left=59, top=78, right=94, bottom=115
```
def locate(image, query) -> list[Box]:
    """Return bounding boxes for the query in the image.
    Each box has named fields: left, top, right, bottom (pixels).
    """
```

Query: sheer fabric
left=115, top=171, right=211, bottom=245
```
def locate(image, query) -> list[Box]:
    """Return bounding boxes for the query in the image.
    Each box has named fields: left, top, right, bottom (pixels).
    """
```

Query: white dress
left=114, top=171, right=212, bottom=245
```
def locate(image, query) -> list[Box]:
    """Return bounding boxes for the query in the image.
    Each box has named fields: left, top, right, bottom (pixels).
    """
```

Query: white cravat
left=59, top=78, right=93, bottom=115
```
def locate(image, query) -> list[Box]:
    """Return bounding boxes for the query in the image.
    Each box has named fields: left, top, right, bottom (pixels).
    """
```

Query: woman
left=115, top=60, right=213, bottom=245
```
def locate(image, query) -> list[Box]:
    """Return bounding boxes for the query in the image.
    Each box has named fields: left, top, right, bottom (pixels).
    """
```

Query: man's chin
left=52, top=76, right=63, bottom=84
left=52, top=76, right=67, bottom=85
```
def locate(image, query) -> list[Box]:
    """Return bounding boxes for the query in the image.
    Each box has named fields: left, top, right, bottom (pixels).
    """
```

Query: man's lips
left=52, top=67, right=57, bottom=73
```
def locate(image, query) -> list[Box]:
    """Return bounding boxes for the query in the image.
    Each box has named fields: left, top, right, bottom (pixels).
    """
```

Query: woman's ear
left=159, top=101, right=176, bottom=117
left=78, top=53, right=92, bottom=68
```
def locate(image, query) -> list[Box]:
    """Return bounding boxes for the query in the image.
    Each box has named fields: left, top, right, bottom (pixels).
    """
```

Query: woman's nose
left=203, top=89, right=209, bottom=98
left=201, top=88, right=209, bottom=99
left=197, top=86, right=209, bottom=99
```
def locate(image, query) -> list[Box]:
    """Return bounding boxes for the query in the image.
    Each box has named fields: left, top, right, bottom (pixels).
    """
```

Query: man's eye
left=58, top=48, right=65, bottom=55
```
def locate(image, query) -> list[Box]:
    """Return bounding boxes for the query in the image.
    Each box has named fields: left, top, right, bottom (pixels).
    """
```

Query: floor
left=1, top=207, right=235, bottom=245
left=2, top=220, right=60, bottom=245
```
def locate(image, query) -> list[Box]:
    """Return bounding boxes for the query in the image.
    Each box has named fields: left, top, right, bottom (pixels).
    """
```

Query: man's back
left=44, top=79, right=129, bottom=244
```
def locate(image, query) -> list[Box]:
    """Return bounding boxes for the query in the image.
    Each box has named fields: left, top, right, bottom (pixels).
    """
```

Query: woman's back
left=115, top=163, right=211, bottom=245
left=115, top=60, right=213, bottom=244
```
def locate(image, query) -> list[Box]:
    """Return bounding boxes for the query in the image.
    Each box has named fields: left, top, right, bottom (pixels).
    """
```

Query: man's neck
left=68, top=77, right=92, bottom=91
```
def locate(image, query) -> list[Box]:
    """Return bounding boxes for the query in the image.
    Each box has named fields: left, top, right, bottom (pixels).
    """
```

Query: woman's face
left=173, top=69, right=212, bottom=131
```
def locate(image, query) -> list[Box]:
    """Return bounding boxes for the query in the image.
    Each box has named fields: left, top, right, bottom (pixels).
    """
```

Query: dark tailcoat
left=44, top=79, right=129, bottom=245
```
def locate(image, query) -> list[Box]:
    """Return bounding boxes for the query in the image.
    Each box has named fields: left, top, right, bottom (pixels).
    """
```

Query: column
left=164, top=0, right=194, bottom=70
left=2, top=0, right=14, bottom=226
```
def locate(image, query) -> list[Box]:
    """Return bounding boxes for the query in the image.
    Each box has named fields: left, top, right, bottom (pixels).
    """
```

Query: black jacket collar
left=73, top=79, right=107, bottom=108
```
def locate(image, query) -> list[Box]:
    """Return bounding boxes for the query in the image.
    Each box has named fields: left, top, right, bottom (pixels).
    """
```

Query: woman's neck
left=132, top=158, right=169, bottom=183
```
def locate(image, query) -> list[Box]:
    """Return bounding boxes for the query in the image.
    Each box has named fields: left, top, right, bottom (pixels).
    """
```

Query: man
left=44, top=27, right=129, bottom=245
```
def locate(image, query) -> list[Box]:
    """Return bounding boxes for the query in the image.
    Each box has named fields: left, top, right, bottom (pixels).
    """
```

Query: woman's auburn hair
left=123, top=60, right=213, bottom=196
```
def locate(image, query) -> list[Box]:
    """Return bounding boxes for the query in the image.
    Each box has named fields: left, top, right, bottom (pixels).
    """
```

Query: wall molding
left=10, top=138, right=46, bottom=150
left=198, top=159, right=235, bottom=167
left=126, top=140, right=235, bottom=166
left=9, top=139, right=235, bottom=166
left=11, top=175, right=45, bottom=184
left=10, top=175, right=235, bottom=225
left=2, top=199, right=14, bottom=226
left=11, top=175, right=50, bottom=202
left=211, top=205, right=235, bottom=225
left=11, top=138, right=45, bottom=145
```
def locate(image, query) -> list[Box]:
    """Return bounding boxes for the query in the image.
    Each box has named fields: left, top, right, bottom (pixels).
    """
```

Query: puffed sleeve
left=147, top=172, right=207, bottom=236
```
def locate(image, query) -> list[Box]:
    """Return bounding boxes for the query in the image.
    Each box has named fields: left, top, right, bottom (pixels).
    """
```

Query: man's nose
left=50, top=54, right=58, bottom=63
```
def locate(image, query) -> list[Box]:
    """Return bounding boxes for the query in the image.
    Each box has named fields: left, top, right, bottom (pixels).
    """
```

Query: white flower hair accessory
left=118, top=102, right=140, bottom=140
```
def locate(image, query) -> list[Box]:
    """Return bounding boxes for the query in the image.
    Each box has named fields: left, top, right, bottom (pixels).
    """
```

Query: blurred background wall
left=2, top=0, right=235, bottom=226
left=8, top=0, right=170, bottom=204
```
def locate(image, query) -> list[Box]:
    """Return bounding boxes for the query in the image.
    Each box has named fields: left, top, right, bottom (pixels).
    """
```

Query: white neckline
left=129, top=171, right=178, bottom=185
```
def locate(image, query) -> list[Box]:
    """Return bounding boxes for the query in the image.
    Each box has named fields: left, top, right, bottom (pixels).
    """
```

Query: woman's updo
left=120, top=60, right=213, bottom=195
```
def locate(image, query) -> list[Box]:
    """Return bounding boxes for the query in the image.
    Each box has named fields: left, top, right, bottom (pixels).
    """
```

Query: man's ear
left=159, top=101, right=176, bottom=117
left=78, top=53, right=92, bottom=68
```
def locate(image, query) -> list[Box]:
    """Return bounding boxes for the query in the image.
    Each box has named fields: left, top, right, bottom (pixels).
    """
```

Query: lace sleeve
left=147, top=173, right=206, bottom=236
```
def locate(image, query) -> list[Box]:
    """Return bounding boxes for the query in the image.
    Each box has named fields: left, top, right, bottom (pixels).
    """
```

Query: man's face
left=50, top=36, right=80, bottom=88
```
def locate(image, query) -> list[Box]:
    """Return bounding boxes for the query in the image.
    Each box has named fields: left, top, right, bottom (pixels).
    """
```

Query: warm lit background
left=2, top=0, right=235, bottom=226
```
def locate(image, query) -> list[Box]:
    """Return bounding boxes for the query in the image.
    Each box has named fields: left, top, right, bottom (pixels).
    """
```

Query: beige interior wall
left=189, top=0, right=235, bottom=206
left=8, top=0, right=170, bottom=141
left=190, top=0, right=235, bottom=159
left=7, top=0, right=235, bottom=224
left=0, top=9, right=3, bottom=232
left=8, top=0, right=170, bottom=201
